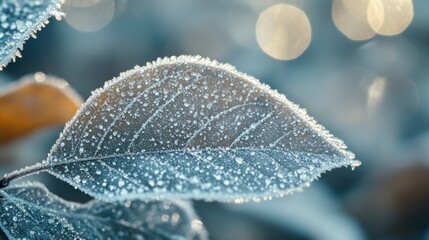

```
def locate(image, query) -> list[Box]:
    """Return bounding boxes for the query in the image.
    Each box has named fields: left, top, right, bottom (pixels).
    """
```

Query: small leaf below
left=0, top=182, right=207, bottom=240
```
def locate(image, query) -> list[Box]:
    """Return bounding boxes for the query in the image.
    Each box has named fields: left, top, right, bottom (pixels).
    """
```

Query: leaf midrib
left=47, top=147, right=324, bottom=169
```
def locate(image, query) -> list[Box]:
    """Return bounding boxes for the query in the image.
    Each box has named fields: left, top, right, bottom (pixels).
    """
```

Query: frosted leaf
left=0, top=0, right=64, bottom=70
left=4, top=55, right=358, bottom=201
left=0, top=182, right=207, bottom=240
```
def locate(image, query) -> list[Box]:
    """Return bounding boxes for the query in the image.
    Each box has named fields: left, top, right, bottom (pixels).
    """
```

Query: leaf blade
left=0, top=182, right=207, bottom=240
left=47, top=149, right=354, bottom=201
left=20, top=55, right=357, bottom=201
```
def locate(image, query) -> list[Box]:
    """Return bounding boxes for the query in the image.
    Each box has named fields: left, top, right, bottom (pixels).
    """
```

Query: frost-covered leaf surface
left=12, top=55, right=357, bottom=201
left=0, top=0, right=63, bottom=69
left=0, top=182, right=207, bottom=240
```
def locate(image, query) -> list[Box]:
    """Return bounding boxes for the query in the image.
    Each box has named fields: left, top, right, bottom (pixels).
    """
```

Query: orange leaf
left=0, top=73, right=82, bottom=144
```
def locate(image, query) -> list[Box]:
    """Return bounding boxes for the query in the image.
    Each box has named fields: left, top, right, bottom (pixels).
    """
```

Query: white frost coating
left=0, top=0, right=64, bottom=70
left=15, top=55, right=357, bottom=202
left=0, top=182, right=207, bottom=240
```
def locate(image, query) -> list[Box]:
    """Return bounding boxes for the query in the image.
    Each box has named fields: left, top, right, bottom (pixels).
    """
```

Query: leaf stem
left=0, top=163, right=48, bottom=189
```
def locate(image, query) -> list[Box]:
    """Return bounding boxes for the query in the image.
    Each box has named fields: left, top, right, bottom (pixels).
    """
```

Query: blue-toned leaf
left=0, top=182, right=207, bottom=240
left=4, top=56, right=359, bottom=201
left=0, top=0, right=63, bottom=69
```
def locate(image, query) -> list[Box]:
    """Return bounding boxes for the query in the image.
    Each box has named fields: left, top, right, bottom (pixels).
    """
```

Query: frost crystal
left=0, top=182, right=207, bottom=239
left=0, top=0, right=63, bottom=69
left=20, top=55, right=357, bottom=202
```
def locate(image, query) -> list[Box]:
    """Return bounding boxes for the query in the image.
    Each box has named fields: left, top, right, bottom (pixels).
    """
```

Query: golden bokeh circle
left=256, top=4, right=312, bottom=60
left=332, top=0, right=376, bottom=41
left=367, top=0, right=414, bottom=36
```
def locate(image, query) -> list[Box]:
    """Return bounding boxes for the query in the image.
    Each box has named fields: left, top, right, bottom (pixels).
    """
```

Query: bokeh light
left=34, top=72, right=46, bottom=82
left=367, top=0, right=414, bottom=36
left=332, top=0, right=376, bottom=41
left=64, top=0, right=115, bottom=32
left=255, top=4, right=311, bottom=60
left=367, top=76, right=386, bottom=111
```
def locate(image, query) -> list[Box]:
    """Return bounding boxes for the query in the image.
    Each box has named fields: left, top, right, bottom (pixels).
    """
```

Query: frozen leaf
left=0, top=0, right=64, bottom=69
left=1, top=56, right=359, bottom=201
left=0, top=182, right=207, bottom=240
left=0, top=73, right=82, bottom=144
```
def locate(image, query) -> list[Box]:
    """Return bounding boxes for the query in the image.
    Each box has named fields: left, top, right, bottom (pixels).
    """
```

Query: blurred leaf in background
left=0, top=73, right=82, bottom=144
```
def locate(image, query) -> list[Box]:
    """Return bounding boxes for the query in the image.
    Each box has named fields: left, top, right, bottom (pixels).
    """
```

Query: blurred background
left=1, top=0, right=429, bottom=239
